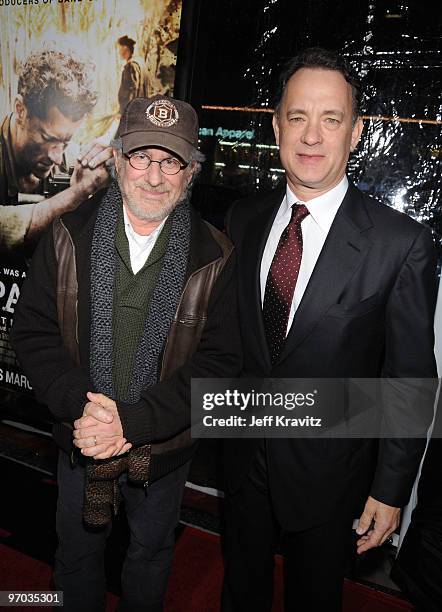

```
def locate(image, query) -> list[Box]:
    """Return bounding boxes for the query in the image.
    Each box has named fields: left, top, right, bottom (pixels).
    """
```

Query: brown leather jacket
left=52, top=211, right=234, bottom=458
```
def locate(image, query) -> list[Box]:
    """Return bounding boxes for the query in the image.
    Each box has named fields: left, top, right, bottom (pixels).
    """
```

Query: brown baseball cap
left=117, top=95, right=199, bottom=163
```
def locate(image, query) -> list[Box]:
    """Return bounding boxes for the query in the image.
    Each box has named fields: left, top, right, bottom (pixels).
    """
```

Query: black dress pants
left=54, top=450, right=189, bottom=612
left=222, top=443, right=355, bottom=612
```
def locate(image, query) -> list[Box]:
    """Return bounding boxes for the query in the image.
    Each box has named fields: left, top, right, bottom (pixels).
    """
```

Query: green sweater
left=112, top=211, right=173, bottom=401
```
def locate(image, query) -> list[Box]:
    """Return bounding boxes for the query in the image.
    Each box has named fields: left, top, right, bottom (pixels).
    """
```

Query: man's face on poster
left=14, top=98, right=84, bottom=179
left=118, top=44, right=131, bottom=61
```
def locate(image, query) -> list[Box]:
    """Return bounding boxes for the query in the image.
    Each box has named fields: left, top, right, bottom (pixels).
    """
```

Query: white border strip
left=179, top=520, right=219, bottom=537
left=185, top=481, right=224, bottom=498
left=0, top=450, right=226, bottom=498
left=0, top=453, right=53, bottom=476
left=1, top=419, right=52, bottom=437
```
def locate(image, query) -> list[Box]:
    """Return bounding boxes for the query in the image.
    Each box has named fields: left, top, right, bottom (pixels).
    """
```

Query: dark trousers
left=54, top=450, right=189, bottom=612
left=222, top=445, right=355, bottom=612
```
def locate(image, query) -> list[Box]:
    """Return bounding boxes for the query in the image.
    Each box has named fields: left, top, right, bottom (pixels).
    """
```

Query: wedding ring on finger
left=93, top=435, right=97, bottom=446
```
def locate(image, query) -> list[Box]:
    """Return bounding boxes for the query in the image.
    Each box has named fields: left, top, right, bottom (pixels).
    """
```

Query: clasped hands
left=73, top=391, right=132, bottom=460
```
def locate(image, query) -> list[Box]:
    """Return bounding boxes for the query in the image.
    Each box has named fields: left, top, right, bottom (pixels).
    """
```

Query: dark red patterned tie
left=263, top=204, right=309, bottom=364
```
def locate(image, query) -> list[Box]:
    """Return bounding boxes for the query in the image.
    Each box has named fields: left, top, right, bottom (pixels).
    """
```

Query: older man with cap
left=11, top=95, right=241, bottom=612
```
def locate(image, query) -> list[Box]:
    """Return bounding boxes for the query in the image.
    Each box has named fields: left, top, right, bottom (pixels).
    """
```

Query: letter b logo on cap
left=146, top=99, right=179, bottom=128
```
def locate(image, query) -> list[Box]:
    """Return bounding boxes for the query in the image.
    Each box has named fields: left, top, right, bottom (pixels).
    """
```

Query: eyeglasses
left=125, top=151, right=187, bottom=175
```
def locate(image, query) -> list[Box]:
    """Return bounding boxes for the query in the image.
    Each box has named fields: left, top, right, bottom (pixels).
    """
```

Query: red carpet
left=0, top=528, right=413, bottom=611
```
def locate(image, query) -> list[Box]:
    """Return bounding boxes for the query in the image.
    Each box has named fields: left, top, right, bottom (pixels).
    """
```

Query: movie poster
left=0, top=0, right=182, bottom=398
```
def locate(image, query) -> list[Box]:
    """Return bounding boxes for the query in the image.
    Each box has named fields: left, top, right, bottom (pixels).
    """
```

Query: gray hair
left=110, top=137, right=123, bottom=151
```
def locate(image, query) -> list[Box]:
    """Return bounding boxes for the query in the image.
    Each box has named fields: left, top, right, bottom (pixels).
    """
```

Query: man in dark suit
left=222, top=47, right=437, bottom=612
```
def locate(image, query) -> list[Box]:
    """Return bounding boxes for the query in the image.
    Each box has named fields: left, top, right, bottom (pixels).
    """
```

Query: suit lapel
left=278, top=183, right=374, bottom=362
left=242, top=186, right=285, bottom=370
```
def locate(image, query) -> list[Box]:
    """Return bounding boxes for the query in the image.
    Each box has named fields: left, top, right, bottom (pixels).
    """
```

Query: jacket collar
left=277, top=181, right=374, bottom=363
left=188, top=207, right=225, bottom=272
left=243, top=181, right=374, bottom=370
left=60, top=187, right=224, bottom=272
left=239, top=182, right=287, bottom=370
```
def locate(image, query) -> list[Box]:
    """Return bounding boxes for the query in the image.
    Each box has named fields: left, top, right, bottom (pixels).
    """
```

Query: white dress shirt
left=123, top=206, right=168, bottom=274
left=260, top=175, right=349, bottom=334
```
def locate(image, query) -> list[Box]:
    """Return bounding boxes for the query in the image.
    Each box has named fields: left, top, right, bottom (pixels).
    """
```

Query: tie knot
left=291, top=203, right=309, bottom=225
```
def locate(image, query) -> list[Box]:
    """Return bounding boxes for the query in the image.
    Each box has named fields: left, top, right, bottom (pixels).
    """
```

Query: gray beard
left=117, top=177, right=188, bottom=222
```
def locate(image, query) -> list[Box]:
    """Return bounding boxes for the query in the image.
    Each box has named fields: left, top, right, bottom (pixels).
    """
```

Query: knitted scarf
left=84, top=179, right=191, bottom=527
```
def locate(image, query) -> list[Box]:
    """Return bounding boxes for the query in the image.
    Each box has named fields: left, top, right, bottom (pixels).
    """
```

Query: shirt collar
left=122, top=204, right=167, bottom=248
left=286, top=175, right=349, bottom=233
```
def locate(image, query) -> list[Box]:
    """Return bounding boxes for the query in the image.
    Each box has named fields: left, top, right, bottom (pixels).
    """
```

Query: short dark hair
left=17, top=48, right=97, bottom=122
left=274, top=47, right=362, bottom=122
left=117, top=35, right=136, bottom=54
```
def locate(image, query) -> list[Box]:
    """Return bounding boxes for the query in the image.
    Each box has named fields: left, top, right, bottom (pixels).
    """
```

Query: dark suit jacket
left=224, top=181, right=437, bottom=531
